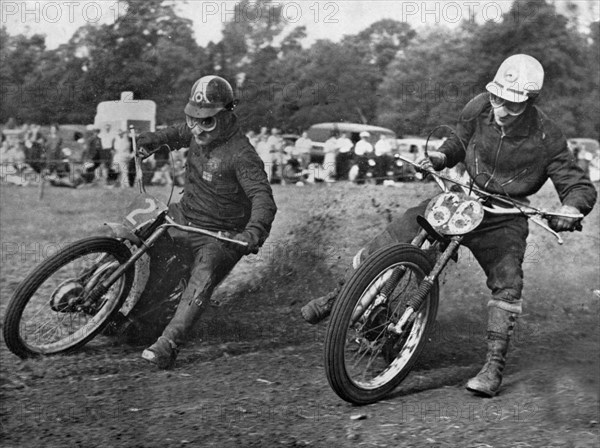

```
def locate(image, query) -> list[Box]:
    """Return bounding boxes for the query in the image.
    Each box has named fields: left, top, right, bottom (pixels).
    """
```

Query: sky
left=1, top=0, right=599, bottom=49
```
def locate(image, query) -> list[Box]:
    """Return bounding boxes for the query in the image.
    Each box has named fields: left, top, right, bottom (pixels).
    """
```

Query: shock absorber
left=388, top=238, right=462, bottom=335
left=356, top=265, right=406, bottom=323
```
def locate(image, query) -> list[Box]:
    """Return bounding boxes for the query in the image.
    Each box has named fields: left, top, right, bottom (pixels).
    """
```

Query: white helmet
left=486, top=54, right=544, bottom=103
left=360, top=131, right=370, bottom=138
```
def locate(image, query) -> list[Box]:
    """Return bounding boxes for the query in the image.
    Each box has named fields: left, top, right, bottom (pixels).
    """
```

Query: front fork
left=352, top=228, right=461, bottom=335
left=350, top=229, right=435, bottom=325
left=387, top=234, right=462, bottom=335
left=80, top=226, right=169, bottom=308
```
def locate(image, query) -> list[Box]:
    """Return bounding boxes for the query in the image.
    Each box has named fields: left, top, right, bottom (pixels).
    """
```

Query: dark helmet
left=184, top=75, right=236, bottom=118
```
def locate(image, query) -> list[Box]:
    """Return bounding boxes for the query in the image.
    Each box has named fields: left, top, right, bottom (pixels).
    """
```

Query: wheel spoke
left=9, top=241, right=131, bottom=356
left=342, top=260, right=431, bottom=390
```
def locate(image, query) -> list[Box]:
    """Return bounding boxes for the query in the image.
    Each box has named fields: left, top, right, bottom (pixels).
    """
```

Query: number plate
left=424, top=192, right=484, bottom=235
left=123, top=194, right=168, bottom=230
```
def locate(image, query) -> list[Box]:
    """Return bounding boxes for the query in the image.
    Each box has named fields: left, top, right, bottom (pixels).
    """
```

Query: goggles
left=185, top=115, right=217, bottom=132
left=489, top=93, right=527, bottom=116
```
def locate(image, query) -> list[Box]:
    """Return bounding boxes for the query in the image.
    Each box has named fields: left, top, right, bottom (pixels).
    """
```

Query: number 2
left=125, top=198, right=157, bottom=226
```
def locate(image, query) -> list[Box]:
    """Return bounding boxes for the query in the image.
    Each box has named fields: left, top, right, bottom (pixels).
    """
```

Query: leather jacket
left=439, top=93, right=597, bottom=215
left=153, top=115, right=277, bottom=246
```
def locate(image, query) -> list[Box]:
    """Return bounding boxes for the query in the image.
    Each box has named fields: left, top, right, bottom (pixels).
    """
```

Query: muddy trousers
left=161, top=203, right=242, bottom=347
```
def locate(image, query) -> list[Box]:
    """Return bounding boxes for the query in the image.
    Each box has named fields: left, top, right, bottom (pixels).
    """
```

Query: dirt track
left=1, top=182, right=598, bottom=447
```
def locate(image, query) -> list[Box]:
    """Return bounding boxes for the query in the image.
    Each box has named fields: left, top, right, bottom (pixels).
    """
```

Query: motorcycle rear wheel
left=324, top=243, right=439, bottom=404
left=3, top=237, right=134, bottom=358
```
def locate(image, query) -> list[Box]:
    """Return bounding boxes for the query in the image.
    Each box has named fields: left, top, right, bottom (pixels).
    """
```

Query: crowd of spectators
left=2, top=118, right=409, bottom=190
left=1, top=119, right=187, bottom=190
left=244, top=126, right=397, bottom=185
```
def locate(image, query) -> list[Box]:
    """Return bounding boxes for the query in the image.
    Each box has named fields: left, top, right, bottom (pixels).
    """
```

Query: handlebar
left=398, top=155, right=585, bottom=244
left=163, top=216, right=248, bottom=247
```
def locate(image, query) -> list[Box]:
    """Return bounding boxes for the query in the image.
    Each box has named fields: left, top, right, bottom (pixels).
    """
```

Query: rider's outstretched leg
left=142, top=231, right=240, bottom=369
left=142, top=294, right=208, bottom=369
left=463, top=213, right=528, bottom=396
left=301, top=201, right=427, bottom=325
left=466, top=300, right=520, bottom=397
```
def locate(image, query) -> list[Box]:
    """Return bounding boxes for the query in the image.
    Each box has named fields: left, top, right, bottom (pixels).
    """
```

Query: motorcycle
left=323, top=155, right=585, bottom=404
left=3, top=128, right=247, bottom=359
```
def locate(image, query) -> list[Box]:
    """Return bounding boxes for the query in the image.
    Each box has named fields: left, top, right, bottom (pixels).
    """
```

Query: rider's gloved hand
left=418, top=151, right=447, bottom=172
left=548, top=205, right=581, bottom=232
left=231, top=231, right=260, bottom=255
left=136, top=132, right=160, bottom=158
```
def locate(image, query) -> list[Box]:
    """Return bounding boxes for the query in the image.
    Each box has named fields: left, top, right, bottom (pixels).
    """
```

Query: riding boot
left=466, top=304, right=518, bottom=397
left=301, top=286, right=340, bottom=324
left=301, top=248, right=370, bottom=325
left=141, top=295, right=207, bottom=369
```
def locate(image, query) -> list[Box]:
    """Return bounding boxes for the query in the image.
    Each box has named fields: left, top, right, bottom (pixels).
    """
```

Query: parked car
left=396, top=137, right=444, bottom=161
left=568, top=138, right=600, bottom=182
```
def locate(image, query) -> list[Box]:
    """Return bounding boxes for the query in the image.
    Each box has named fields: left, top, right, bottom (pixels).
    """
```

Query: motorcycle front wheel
left=324, top=243, right=439, bottom=404
left=3, top=237, right=134, bottom=358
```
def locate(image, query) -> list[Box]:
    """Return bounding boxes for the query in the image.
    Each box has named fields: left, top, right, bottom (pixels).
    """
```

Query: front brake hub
left=50, top=281, right=85, bottom=312
left=363, top=306, right=388, bottom=341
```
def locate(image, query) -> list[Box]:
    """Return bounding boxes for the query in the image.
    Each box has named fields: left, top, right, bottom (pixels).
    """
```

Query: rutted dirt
left=1, top=181, right=598, bottom=447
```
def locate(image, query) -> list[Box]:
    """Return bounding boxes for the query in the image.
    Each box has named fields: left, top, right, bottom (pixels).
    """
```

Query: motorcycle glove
left=420, top=151, right=447, bottom=171
left=136, top=132, right=161, bottom=157
left=231, top=231, right=260, bottom=255
left=548, top=205, right=582, bottom=232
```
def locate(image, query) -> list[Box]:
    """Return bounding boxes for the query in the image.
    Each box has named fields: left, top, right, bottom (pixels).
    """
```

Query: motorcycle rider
left=301, top=54, right=597, bottom=396
left=136, top=75, right=277, bottom=369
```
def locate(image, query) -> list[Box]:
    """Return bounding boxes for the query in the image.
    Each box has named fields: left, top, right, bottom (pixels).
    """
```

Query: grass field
left=0, top=180, right=599, bottom=447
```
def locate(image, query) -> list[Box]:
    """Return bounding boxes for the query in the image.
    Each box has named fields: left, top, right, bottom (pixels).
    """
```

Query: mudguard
left=103, top=222, right=142, bottom=246
left=103, top=222, right=150, bottom=316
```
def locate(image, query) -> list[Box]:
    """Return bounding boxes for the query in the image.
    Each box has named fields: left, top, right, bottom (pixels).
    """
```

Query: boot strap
left=158, top=336, right=178, bottom=350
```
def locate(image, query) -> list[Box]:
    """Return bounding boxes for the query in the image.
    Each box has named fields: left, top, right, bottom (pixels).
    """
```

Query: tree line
left=1, top=0, right=598, bottom=139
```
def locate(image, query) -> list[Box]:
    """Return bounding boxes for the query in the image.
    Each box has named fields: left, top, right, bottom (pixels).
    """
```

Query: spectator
left=293, top=131, right=313, bottom=169
left=82, top=125, right=103, bottom=184
left=267, top=128, right=284, bottom=180
left=1, top=133, right=28, bottom=186
left=47, top=147, right=83, bottom=188
left=256, top=134, right=273, bottom=182
left=408, top=144, right=419, bottom=155
left=354, top=131, right=373, bottom=156
left=374, top=134, right=393, bottom=183
left=258, top=126, right=268, bottom=141
left=99, top=124, right=117, bottom=184
left=353, top=131, right=374, bottom=183
left=23, top=123, right=46, bottom=175
left=113, top=129, right=133, bottom=188
left=336, top=132, right=354, bottom=180
left=45, top=123, right=63, bottom=174
left=323, top=131, right=339, bottom=182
